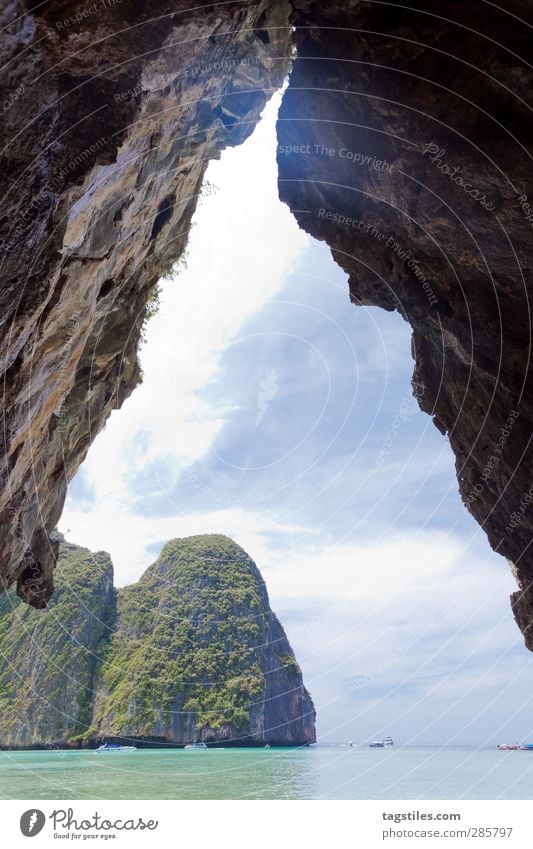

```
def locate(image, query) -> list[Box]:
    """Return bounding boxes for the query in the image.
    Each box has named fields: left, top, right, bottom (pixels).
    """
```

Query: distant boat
left=95, top=743, right=137, bottom=753
left=369, top=736, right=394, bottom=748
left=497, top=743, right=520, bottom=750
left=184, top=741, right=208, bottom=750
left=519, top=744, right=533, bottom=750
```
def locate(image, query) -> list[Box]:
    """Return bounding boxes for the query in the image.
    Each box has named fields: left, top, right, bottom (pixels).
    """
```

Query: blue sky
left=60, top=93, right=533, bottom=747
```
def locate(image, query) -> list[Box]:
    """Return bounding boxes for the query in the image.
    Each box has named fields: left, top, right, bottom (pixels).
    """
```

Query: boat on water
left=520, top=744, right=533, bottom=750
left=497, top=743, right=520, bottom=750
left=184, top=741, right=208, bottom=750
left=95, top=743, right=137, bottom=753
left=369, top=736, right=394, bottom=748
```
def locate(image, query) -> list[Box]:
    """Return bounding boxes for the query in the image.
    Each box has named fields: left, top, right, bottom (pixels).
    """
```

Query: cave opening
left=0, top=0, right=531, bottom=802
left=56, top=86, right=528, bottom=748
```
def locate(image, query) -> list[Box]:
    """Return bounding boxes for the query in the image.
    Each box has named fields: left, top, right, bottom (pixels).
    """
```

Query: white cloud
left=264, top=529, right=473, bottom=603
left=267, top=532, right=523, bottom=745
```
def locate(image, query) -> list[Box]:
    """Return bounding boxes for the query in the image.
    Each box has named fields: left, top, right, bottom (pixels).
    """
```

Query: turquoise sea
left=1, top=747, right=533, bottom=800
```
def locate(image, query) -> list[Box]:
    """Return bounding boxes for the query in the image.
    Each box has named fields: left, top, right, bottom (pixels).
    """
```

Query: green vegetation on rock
left=0, top=540, right=114, bottom=747
left=0, top=534, right=315, bottom=747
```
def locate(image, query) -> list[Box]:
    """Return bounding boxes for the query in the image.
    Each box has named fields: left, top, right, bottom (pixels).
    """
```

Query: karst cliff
left=276, top=1, right=533, bottom=644
left=0, top=0, right=292, bottom=607
left=0, top=535, right=316, bottom=747
left=0, top=2, right=532, bottom=646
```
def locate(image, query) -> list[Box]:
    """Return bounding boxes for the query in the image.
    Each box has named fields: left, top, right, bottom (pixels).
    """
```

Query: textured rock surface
left=0, top=539, right=114, bottom=747
left=0, top=1, right=291, bottom=606
left=1, top=1, right=533, bottom=650
left=276, top=1, right=533, bottom=646
left=91, top=534, right=315, bottom=746
left=0, top=535, right=315, bottom=747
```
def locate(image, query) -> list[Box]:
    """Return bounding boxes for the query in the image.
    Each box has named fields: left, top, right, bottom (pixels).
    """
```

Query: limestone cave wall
left=0, top=0, right=291, bottom=605
left=277, top=0, right=533, bottom=646
left=1, top=1, right=532, bottom=647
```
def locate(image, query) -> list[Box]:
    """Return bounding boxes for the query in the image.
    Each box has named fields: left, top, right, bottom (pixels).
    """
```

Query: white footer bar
left=1, top=799, right=529, bottom=847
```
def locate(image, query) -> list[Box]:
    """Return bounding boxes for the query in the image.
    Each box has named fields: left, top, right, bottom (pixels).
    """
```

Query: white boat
left=95, top=743, right=137, bottom=753
left=184, top=741, right=208, bottom=750
left=369, top=736, right=394, bottom=748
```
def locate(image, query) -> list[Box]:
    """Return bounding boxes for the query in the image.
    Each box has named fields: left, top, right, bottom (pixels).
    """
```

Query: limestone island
left=0, top=534, right=315, bottom=748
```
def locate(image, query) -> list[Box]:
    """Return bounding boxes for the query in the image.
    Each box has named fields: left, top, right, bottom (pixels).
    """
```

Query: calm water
left=1, top=747, right=533, bottom=800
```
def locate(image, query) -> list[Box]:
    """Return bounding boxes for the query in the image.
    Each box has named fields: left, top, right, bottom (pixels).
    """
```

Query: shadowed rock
left=0, top=535, right=315, bottom=747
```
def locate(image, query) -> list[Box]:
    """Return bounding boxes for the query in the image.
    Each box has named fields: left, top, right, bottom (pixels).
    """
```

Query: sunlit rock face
left=0, top=1, right=291, bottom=606
left=276, top=1, right=533, bottom=646
left=0, top=536, right=315, bottom=748
left=1, top=0, right=533, bottom=652
left=91, top=535, right=316, bottom=747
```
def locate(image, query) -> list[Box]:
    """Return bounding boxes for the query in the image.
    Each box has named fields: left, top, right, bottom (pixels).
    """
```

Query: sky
left=59, top=91, right=533, bottom=747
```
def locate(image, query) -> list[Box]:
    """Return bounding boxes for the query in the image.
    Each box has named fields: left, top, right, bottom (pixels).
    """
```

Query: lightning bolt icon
left=28, top=811, right=38, bottom=833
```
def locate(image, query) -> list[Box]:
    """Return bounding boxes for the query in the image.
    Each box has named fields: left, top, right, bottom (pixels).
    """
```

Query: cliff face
left=0, top=540, right=114, bottom=747
left=91, top=535, right=315, bottom=746
left=1, top=1, right=533, bottom=651
left=0, top=0, right=291, bottom=607
left=0, top=535, right=315, bottom=747
left=276, top=1, right=533, bottom=645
